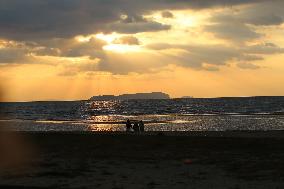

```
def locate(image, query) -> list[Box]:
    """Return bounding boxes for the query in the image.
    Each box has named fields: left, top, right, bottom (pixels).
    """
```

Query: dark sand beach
left=1, top=131, right=284, bottom=189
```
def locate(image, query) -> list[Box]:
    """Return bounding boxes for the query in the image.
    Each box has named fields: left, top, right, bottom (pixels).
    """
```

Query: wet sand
left=0, top=131, right=284, bottom=189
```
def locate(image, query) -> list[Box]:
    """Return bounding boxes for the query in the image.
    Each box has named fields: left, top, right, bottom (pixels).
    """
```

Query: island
left=181, top=96, right=193, bottom=99
left=89, top=92, right=170, bottom=101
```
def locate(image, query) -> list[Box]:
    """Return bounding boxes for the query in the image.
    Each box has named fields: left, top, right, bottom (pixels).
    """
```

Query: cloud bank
left=0, top=0, right=283, bottom=75
left=0, top=0, right=266, bottom=40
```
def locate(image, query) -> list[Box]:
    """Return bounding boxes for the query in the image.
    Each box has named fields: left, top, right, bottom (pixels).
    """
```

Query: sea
left=0, top=97, right=284, bottom=132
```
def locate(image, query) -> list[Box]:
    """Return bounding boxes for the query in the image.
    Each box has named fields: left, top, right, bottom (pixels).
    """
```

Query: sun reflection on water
left=87, top=124, right=122, bottom=131
left=77, top=99, right=284, bottom=132
left=89, top=101, right=119, bottom=114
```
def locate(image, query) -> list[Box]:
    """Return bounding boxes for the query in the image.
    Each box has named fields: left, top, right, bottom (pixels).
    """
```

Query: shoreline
left=1, top=130, right=284, bottom=138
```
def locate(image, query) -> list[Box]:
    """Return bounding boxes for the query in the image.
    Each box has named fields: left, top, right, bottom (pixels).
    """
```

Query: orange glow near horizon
left=1, top=57, right=284, bottom=102
left=0, top=7, right=284, bottom=101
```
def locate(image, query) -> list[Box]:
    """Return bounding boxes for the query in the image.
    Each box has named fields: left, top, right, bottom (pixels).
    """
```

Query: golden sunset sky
left=0, top=0, right=284, bottom=101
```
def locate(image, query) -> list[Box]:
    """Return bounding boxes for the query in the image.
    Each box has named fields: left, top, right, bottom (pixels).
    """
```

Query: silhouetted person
left=133, top=122, right=139, bottom=133
left=139, top=120, right=144, bottom=132
left=126, top=119, right=132, bottom=132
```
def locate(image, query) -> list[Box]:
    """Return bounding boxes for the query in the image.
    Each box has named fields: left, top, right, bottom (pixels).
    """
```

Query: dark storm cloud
left=0, top=0, right=116, bottom=40
left=238, top=0, right=284, bottom=26
left=0, top=0, right=265, bottom=40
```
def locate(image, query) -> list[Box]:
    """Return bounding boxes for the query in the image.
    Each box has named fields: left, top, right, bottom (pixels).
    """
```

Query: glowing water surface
left=0, top=97, right=283, bottom=131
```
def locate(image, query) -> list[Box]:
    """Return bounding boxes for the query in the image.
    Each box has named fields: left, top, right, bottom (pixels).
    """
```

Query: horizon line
left=1, top=95, right=284, bottom=103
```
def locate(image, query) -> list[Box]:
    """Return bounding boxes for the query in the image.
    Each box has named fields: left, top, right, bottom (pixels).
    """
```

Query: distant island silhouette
left=181, top=96, right=193, bottom=98
left=89, top=92, right=170, bottom=101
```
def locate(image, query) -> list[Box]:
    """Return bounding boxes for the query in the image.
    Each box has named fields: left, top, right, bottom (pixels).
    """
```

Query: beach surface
left=0, top=131, right=284, bottom=189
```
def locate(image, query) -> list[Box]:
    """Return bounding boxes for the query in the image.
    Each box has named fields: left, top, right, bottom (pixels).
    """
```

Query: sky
left=0, top=0, right=284, bottom=101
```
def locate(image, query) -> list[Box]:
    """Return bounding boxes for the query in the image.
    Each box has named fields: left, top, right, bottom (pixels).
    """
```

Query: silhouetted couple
left=126, top=119, right=144, bottom=133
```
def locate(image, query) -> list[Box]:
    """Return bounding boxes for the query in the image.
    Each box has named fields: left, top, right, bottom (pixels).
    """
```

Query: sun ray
left=103, top=44, right=141, bottom=53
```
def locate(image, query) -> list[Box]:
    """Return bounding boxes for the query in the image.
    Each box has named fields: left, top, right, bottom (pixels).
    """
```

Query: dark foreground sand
left=0, top=131, right=284, bottom=189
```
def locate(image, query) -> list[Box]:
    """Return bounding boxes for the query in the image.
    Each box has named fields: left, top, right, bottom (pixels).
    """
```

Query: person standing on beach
left=126, top=119, right=132, bottom=132
left=139, top=120, right=144, bottom=132
left=133, top=122, right=139, bottom=133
